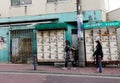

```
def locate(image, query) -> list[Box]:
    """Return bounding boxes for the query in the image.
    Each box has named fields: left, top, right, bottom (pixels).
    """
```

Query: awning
left=35, top=23, right=67, bottom=30
left=83, top=21, right=120, bottom=29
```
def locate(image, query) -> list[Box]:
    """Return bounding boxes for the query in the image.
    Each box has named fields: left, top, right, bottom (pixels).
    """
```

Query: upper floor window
left=47, top=0, right=57, bottom=2
left=11, top=0, right=32, bottom=6
left=47, top=0, right=68, bottom=3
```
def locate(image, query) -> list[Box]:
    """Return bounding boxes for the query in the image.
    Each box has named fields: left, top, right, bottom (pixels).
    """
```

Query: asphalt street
left=0, top=71, right=119, bottom=83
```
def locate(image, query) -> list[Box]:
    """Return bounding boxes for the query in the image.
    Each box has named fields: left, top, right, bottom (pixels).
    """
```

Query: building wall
left=107, top=8, right=120, bottom=21
left=0, top=0, right=10, bottom=17
left=0, top=0, right=106, bottom=19
left=0, top=0, right=76, bottom=17
left=81, top=0, right=106, bottom=21
left=107, top=8, right=120, bottom=61
left=0, top=27, right=9, bottom=62
left=81, top=0, right=106, bottom=11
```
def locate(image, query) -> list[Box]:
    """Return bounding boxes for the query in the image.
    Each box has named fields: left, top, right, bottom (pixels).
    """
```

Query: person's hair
left=65, top=40, right=70, bottom=45
left=95, top=40, right=101, bottom=46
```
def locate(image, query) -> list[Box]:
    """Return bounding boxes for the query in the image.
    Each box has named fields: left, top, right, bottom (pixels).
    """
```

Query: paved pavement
left=0, top=63, right=119, bottom=77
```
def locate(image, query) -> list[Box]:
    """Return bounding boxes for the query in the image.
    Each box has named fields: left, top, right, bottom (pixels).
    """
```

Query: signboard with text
left=83, top=21, right=120, bottom=29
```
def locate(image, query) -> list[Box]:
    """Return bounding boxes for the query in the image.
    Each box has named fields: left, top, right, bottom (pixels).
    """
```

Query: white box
left=51, top=53, right=57, bottom=59
left=102, top=41, right=109, bottom=48
left=44, top=46, right=50, bottom=52
left=103, top=48, right=109, bottom=55
left=51, top=44, right=57, bottom=49
left=85, top=38, right=93, bottom=45
left=51, top=49, right=57, bottom=53
left=37, top=46, right=43, bottom=52
left=85, top=30, right=92, bottom=37
left=110, top=41, right=117, bottom=47
left=37, top=52, right=43, bottom=59
left=57, top=48, right=64, bottom=53
left=111, top=54, right=119, bottom=60
left=50, top=37, right=57, bottom=43
left=101, top=28, right=108, bottom=36
left=43, top=37, right=50, bottom=44
left=109, top=28, right=116, bottom=35
left=103, top=54, right=111, bottom=61
left=43, top=31, right=49, bottom=37
left=109, top=35, right=117, bottom=41
left=93, top=29, right=100, bottom=36
left=58, top=53, right=65, bottom=59
left=44, top=53, right=50, bottom=59
left=86, top=46, right=93, bottom=54
left=37, top=38, right=43, bottom=45
left=86, top=53, right=94, bottom=61
left=57, top=42, right=64, bottom=47
left=110, top=48, right=118, bottom=54
left=93, top=36, right=100, bottom=41
left=50, top=31, right=56, bottom=37
left=57, top=30, right=64, bottom=35
left=57, top=36, right=64, bottom=42
left=101, top=36, right=109, bottom=41
left=37, top=32, right=42, bottom=38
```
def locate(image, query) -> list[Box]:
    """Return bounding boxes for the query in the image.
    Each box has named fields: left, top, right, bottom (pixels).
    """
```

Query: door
left=10, top=29, right=33, bottom=63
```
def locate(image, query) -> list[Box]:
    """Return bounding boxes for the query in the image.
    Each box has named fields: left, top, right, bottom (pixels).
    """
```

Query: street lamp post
left=76, top=0, right=85, bottom=67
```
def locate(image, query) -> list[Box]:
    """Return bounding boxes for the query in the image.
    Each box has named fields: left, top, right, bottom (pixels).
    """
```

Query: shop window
left=11, top=0, right=32, bottom=6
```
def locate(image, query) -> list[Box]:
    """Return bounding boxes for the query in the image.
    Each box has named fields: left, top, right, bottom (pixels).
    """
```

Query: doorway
left=10, top=29, right=33, bottom=64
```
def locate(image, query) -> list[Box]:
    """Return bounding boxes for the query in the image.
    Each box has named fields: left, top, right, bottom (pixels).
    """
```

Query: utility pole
left=76, top=0, right=85, bottom=67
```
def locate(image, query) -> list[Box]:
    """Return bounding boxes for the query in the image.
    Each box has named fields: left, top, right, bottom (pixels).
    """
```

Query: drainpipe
left=77, top=0, right=85, bottom=67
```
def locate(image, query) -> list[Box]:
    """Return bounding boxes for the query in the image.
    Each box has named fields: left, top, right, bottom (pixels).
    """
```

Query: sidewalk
left=0, top=63, right=120, bottom=77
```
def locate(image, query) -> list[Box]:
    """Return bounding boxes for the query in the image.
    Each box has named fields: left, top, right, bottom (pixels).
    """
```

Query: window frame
left=47, top=0, right=68, bottom=3
left=11, top=0, right=32, bottom=7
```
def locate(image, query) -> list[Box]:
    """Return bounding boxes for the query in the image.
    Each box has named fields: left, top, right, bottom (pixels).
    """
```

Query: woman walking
left=93, top=40, right=103, bottom=72
left=62, top=40, right=76, bottom=70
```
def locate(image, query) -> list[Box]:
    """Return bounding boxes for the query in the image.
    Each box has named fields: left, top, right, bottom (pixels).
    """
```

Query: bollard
left=98, top=56, right=102, bottom=73
left=34, top=54, right=37, bottom=70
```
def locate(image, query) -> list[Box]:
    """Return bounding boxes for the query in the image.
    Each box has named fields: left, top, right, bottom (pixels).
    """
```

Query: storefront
left=35, top=23, right=77, bottom=62
left=83, top=21, right=120, bottom=65
left=10, top=25, right=34, bottom=63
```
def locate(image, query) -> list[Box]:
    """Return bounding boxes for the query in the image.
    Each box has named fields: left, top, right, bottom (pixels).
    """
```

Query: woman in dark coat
left=62, top=40, right=76, bottom=70
left=93, top=40, right=103, bottom=69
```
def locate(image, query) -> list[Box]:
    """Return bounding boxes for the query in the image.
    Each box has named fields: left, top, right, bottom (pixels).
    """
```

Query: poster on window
left=0, top=36, right=6, bottom=49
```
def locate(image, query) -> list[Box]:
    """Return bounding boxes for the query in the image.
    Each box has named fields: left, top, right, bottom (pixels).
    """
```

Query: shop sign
left=83, top=21, right=120, bottom=29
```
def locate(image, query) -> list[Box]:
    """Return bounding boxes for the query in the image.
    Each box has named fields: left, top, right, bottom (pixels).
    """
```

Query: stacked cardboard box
left=50, top=31, right=57, bottom=59
left=109, top=28, right=118, bottom=61
left=85, top=28, right=119, bottom=62
left=85, top=30, right=94, bottom=61
left=57, top=30, right=65, bottom=60
left=101, top=28, right=110, bottom=61
left=37, top=30, right=65, bottom=62
left=42, top=31, right=50, bottom=60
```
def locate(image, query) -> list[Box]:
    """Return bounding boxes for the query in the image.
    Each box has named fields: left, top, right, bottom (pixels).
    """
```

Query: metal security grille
left=10, top=29, right=33, bottom=64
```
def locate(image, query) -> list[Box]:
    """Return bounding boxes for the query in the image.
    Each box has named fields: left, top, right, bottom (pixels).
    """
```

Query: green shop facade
left=1, top=10, right=117, bottom=64
left=0, top=12, right=78, bottom=63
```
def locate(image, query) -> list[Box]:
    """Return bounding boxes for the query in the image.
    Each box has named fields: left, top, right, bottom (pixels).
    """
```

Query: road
left=0, top=71, right=119, bottom=83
